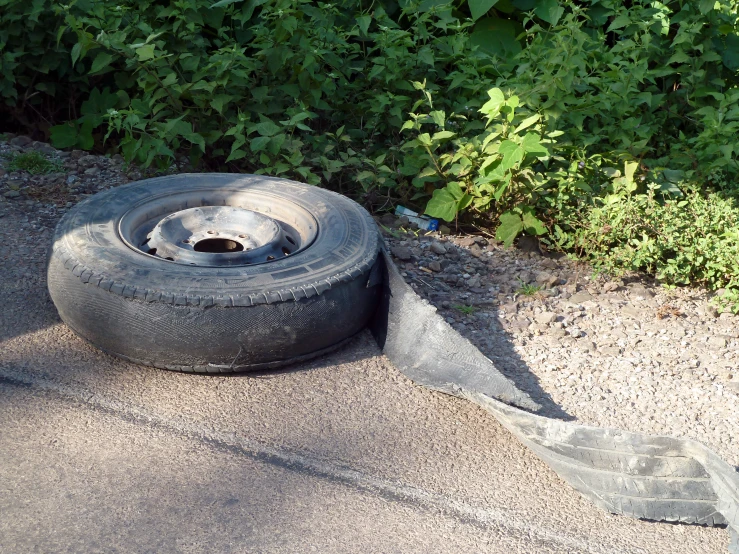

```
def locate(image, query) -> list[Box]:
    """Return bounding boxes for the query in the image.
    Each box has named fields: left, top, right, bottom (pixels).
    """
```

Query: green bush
left=573, top=183, right=739, bottom=310
left=2, top=0, right=499, bottom=189
left=2, top=0, right=739, bottom=304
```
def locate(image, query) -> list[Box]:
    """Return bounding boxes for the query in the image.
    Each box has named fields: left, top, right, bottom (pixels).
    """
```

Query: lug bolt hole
left=207, top=230, right=216, bottom=235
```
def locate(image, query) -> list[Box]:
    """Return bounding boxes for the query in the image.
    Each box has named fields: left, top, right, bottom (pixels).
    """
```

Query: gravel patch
left=2, top=135, right=737, bottom=468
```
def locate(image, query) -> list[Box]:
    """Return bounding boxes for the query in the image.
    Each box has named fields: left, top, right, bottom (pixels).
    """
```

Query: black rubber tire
left=47, top=173, right=382, bottom=373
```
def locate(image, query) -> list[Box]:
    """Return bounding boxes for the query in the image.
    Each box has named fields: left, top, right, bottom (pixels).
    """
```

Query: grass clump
left=3, top=151, right=63, bottom=175
left=454, top=305, right=478, bottom=315
left=516, top=279, right=542, bottom=297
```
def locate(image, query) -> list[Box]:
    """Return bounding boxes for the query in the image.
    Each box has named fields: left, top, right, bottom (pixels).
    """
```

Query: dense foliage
left=2, top=0, right=739, bottom=304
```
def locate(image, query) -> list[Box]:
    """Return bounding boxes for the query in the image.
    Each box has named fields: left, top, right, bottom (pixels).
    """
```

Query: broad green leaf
left=250, top=136, right=271, bottom=152
left=432, top=131, right=455, bottom=141
left=482, top=128, right=503, bottom=149
left=480, top=88, right=506, bottom=118
left=447, top=181, right=466, bottom=201
left=493, top=174, right=511, bottom=200
left=607, top=13, right=631, bottom=32
left=80, top=87, right=118, bottom=118
left=496, top=211, right=523, bottom=246
left=78, top=120, right=95, bottom=151
left=418, top=46, right=435, bottom=66
left=667, top=50, right=690, bottom=65
left=662, top=169, right=685, bottom=183
left=135, top=44, right=155, bottom=61
left=535, top=0, right=564, bottom=25
left=131, top=98, right=151, bottom=115
left=470, top=17, right=521, bottom=59
left=163, top=115, right=186, bottom=135
left=50, top=123, right=79, bottom=149
left=521, top=132, right=548, bottom=156
left=513, top=113, right=539, bottom=135
left=356, top=170, right=375, bottom=182
left=226, top=149, right=247, bottom=162
left=521, top=207, right=546, bottom=235
left=211, top=94, right=233, bottom=114
left=401, top=120, right=416, bottom=132
left=254, top=120, right=281, bottom=137
left=418, top=167, right=439, bottom=179
left=430, top=110, right=446, bottom=127
left=492, top=0, right=516, bottom=13
left=458, top=193, right=474, bottom=211
left=240, top=0, right=268, bottom=21
left=183, top=132, right=206, bottom=152
left=624, top=160, right=638, bottom=183
left=356, top=15, right=372, bottom=35
left=71, top=42, right=82, bottom=66
left=511, top=0, right=536, bottom=9
left=719, top=24, right=734, bottom=35
left=658, top=181, right=683, bottom=197
left=281, top=112, right=311, bottom=126
left=425, top=187, right=460, bottom=222
left=698, top=0, right=715, bottom=14
left=468, top=0, right=499, bottom=21
left=498, top=139, right=523, bottom=170
left=268, top=133, right=286, bottom=154
left=417, top=133, right=433, bottom=146
left=90, top=51, right=114, bottom=74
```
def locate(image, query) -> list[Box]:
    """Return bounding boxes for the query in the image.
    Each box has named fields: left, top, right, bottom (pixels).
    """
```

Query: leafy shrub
left=3, top=0, right=500, bottom=187
left=575, top=183, right=739, bottom=299
left=398, top=82, right=553, bottom=243
left=3, top=0, right=739, bottom=303
left=506, top=0, right=739, bottom=191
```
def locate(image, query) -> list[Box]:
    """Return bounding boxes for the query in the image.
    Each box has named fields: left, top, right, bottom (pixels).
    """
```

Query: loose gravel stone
left=535, top=312, right=557, bottom=325
left=391, top=246, right=412, bottom=261
left=10, top=135, right=32, bottom=147
left=569, top=291, right=594, bottom=303
left=430, top=242, right=447, bottom=255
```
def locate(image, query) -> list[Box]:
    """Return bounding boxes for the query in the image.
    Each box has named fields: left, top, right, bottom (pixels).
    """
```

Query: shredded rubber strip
left=370, top=249, right=739, bottom=553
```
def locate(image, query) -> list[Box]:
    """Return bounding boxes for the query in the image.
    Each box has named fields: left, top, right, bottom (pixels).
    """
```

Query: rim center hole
left=193, top=238, right=244, bottom=253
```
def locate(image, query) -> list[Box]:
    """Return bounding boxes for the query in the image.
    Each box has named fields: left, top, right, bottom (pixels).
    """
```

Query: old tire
left=47, top=173, right=382, bottom=373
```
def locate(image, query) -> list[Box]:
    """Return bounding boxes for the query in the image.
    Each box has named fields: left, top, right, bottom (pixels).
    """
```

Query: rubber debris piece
left=371, top=249, right=739, bottom=553
left=370, top=250, right=539, bottom=412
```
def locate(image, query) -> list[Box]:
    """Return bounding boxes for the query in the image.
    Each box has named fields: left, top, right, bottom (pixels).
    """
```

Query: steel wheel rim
left=118, top=188, right=319, bottom=267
